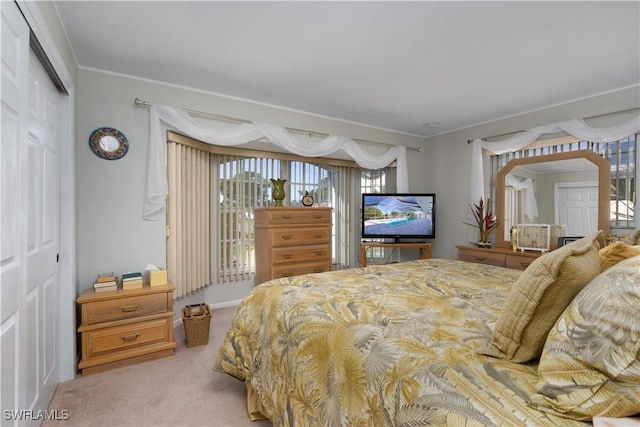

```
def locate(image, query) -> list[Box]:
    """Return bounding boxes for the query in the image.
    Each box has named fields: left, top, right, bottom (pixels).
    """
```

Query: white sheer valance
left=469, top=114, right=640, bottom=207
left=144, top=104, right=409, bottom=220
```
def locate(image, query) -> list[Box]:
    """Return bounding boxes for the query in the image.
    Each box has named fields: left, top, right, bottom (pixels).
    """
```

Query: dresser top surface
left=77, top=282, right=175, bottom=303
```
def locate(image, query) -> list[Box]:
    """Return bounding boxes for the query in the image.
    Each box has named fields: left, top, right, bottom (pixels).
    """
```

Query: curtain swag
left=468, top=115, right=640, bottom=207
left=144, top=104, right=409, bottom=220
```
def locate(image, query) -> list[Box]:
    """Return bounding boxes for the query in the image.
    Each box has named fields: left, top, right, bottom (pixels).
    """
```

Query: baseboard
left=209, top=300, right=242, bottom=310
left=173, top=300, right=241, bottom=329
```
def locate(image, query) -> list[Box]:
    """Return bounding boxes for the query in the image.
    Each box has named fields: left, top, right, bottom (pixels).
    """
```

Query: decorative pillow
left=599, top=241, right=640, bottom=272
left=529, top=255, right=640, bottom=420
left=620, top=229, right=640, bottom=246
left=478, top=232, right=602, bottom=363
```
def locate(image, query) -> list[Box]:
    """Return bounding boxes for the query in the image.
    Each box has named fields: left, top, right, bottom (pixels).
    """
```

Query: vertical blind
left=289, top=161, right=354, bottom=269
left=167, top=142, right=211, bottom=298
left=214, top=155, right=278, bottom=283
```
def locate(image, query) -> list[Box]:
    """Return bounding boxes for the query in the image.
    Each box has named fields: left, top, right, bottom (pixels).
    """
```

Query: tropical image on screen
left=362, top=194, right=435, bottom=240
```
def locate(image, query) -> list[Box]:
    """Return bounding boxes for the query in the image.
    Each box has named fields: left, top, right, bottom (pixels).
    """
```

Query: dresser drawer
left=273, top=245, right=331, bottom=265
left=84, top=316, right=172, bottom=359
left=271, top=261, right=330, bottom=279
left=265, top=209, right=331, bottom=225
left=505, top=254, right=535, bottom=270
left=83, top=292, right=168, bottom=325
left=271, top=227, right=330, bottom=246
left=457, top=250, right=506, bottom=267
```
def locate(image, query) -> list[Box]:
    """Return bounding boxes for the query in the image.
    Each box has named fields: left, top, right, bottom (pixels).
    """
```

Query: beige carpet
left=44, top=306, right=272, bottom=427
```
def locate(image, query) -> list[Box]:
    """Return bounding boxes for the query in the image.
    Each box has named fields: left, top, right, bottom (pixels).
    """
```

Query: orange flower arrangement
left=463, top=197, right=499, bottom=244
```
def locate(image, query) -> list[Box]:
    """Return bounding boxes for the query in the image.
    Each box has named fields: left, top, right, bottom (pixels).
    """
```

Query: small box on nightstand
left=149, top=269, right=167, bottom=287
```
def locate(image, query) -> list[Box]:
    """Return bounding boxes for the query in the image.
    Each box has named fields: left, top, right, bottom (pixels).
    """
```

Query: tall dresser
left=254, top=207, right=332, bottom=285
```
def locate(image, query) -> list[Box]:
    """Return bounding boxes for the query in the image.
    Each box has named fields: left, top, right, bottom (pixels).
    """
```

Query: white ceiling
left=54, top=1, right=640, bottom=137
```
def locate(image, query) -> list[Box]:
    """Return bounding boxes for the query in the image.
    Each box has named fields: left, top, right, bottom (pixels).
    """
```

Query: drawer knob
left=281, top=215, right=293, bottom=220
left=120, top=304, right=140, bottom=312
left=121, top=333, right=140, bottom=342
left=313, top=214, right=323, bottom=219
left=281, top=253, right=293, bottom=259
left=314, top=251, right=324, bottom=256
left=475, top=257, right=487, bottom=262
left=314, top=233, right=323, bottom=238
left=282, top=234, right=293, bottom=240
left=281, top=273, right=293, bottom=277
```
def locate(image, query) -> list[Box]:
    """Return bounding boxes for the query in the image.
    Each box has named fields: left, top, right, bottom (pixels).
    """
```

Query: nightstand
left=76, top=283, right=176, bottom=375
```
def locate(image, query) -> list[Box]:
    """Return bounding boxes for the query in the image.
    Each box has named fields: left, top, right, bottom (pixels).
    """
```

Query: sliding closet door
left=1, top=1, right=62, bottom=423
left=1, top=1, right=31, bottom=418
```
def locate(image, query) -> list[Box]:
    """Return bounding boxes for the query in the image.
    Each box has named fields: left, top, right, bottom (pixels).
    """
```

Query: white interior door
left=555, top=181, right=599, bottom=236
left=1, top=1, right=61, bottom=423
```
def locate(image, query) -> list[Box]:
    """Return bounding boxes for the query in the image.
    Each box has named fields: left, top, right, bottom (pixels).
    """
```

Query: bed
left=214, top=233, right=640, bottom=426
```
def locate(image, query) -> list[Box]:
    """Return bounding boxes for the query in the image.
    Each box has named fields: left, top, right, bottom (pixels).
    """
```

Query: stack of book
left=94, top=272, right=117, bottom=293
left=121, top=272, right=143, bottom=289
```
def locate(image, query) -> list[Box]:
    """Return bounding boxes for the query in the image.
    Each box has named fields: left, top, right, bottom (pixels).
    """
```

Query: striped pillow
left=479, top=231, right=602, bottom=363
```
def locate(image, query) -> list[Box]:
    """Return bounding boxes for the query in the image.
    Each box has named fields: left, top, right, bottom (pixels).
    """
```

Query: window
left=216, top=156, right=276, bottom=282
left=214, top=153, right=365, bottom=281
left=602, top=135, right=636, bottom=228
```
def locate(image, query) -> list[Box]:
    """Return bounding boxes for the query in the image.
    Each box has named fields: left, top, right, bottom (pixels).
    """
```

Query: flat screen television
left=361, top=193, right=436, bottom=242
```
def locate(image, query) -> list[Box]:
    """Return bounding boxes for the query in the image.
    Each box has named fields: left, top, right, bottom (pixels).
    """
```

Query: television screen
left=362, top=193, right=435, bottom=242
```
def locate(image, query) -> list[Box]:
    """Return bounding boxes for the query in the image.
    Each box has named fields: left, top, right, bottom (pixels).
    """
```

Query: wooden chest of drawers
left=254, top=207, right=332, bottom=285
left=76, top=283, right=176, bottom=375
left=456, top=245, right=542, bottom=270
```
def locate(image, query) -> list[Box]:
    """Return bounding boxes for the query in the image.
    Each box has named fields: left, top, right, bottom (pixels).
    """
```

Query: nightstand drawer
left=271, top=227, right=330, bottom=246
left=83, top=292, right=168, bottom=325
left=265, top=209, right=331, bottom=225
left=272, top=245, right=331, bottom=265
left=456, top=245, right=541, bottom=270
left=505, top=254, right=535, bottom=270
left=457, top=250, right=506, bottom=267
left=85, top=316, right=172, bottom=359
left=271, top=261, right=330, bottom=279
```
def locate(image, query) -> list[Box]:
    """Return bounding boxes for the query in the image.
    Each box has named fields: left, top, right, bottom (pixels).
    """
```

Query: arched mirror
left=496, top=150, right=610, bottom=249
left=89, top=127, right=129, bottom=160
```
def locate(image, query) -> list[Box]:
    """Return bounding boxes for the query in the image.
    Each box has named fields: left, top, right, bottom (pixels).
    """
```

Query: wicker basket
left=182, top=304, right=211, bottom=348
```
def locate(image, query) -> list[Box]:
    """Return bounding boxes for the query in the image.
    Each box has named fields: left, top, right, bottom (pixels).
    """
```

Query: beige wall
left=32, top=1, right=78, bottom=84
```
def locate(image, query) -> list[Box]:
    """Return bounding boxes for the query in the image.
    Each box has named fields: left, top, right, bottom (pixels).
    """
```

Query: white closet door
left=556, top=183, right=599, bottom=236
left=1, top=1, right=61, bottom=423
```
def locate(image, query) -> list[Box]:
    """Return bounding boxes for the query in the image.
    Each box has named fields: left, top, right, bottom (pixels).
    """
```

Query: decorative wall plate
left=89, top=127, right=129, bottom=160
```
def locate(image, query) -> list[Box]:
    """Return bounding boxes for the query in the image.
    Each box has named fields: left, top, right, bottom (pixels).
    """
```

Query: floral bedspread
left=214, top=259, right=590, bottom=426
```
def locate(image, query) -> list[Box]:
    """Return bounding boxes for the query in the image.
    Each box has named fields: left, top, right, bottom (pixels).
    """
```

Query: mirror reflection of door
left=555, top=182, right=599, bottom=236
